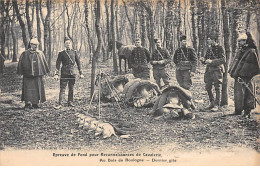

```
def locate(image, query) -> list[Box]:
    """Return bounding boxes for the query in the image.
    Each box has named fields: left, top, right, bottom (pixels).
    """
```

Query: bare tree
left=90, top=0, right=102, bottom=97
left=220, top=0, right=231, bottom=106
left=13, top=0, right=29, bottom=48
left=111, top=0, right=118, bottom=74
left=26, top=0, right=33, bottom=39
left=190, top=0, right=197, bottom=51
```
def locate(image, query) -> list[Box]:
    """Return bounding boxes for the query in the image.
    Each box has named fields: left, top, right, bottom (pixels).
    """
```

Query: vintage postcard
left=0, top=0, right=259, bottom=166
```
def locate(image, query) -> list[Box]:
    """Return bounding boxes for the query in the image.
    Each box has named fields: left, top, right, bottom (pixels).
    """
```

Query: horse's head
left=116, top=41, right=123, bottom=49
left=108, top=41, right=124, bottom=52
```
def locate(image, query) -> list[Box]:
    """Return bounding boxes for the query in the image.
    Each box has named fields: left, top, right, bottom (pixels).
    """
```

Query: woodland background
left=0, top=0, right=259, bottom=103
left=0, top=1, right=259, bottom=161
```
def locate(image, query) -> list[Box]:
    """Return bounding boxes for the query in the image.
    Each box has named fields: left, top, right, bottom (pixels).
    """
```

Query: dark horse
left=109, top=41, right=135, bottom=73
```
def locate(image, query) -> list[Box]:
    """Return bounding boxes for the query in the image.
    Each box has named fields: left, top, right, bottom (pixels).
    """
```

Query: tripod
left=86, top=68, right=123, bottom=119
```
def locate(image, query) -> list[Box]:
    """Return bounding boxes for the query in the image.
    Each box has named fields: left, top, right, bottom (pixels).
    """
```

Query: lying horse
left=109, top=41, right=135, bottom=73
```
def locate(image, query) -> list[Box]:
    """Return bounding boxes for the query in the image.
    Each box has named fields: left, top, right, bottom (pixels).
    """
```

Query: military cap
left=135, top=38, right=141, bottom=42
left=64, top=36, right=72, bottom=43
left=180, top=35, right=186, bottom=41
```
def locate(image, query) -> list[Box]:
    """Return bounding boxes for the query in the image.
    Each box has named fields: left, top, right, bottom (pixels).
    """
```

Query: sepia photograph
left=0, top=0, right=259, bottom=166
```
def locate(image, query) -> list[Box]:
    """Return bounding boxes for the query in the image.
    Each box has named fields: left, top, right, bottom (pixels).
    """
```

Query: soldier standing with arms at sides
left=150, top=38, right=171, bottom=89
left=54, top=37, right=84, bottom=108
left=229, top=32, right=259, bottom=118
left=129, top=38, right=151, bottom=80
left=173, top=35, right=197, bottom=90
left=201, top=35, right=226, bottom=112
left=17, top=38, right=50, bottom=110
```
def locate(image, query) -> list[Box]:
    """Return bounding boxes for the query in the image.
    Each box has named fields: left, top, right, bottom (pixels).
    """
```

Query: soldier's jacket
left=151, top=47, right=171, bottom=68
left=203, top=44, right=225, bottom=84
left=173, top=46, right=197, bottom=72
left=56, top=49, right=82, bottom=75
left=129, top=47, right=150, bottom=68
left=203, top=44, right=225, bottom=73
left=229, top=47, right=259, bottom=79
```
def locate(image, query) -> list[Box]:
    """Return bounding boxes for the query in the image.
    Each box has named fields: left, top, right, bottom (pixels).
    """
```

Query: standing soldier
left=229, top=32, right=259, bottom=117
left=17, top=38, right=50, bottom=110
left=201, top=35, right=225, bottom=111
left=129, top=38, right=151, bottom=80
left=150, top=38, right=171, bottom=88
left=173, top=35, right=197, bottom=90
left=54, top=37, right=84, bottom=107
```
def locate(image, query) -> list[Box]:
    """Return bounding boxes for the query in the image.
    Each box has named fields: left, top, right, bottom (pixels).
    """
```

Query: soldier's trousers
left=234, top=77, right=255, bottom=113
left=59, top=75, right=76, bottom=104
left=205, top=82, right=221, bottom=106
left=153, top=67, right=170, bottom=88
left=176, top=69, right=192, bottom=90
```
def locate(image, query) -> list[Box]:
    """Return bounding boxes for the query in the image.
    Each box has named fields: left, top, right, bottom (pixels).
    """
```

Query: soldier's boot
left=24, top=101, right=33, bottom=110
left=233, top=109, right=242, bottom=115
left=243, top=108, right=251, bottom=118
left=55, top=88, right=66, bottom=109
left=205, top=84, right=214, bottom=110
left=59, top=88, right=66, bottom=105
left=204, top=100, right=215, bottom=110
left=211, top=89, right=220, bottom=112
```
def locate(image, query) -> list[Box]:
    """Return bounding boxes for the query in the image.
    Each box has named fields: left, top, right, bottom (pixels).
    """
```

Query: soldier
left=129, top=38, right=150, bottom=80
left=150, top=38, right=171, bottom=89
left=173, top=35, right=197, bottom=90
left=201, top=35, right=225, bottom=111
left=229, top=32, right=259, bottom=117
left=54, top=37, right=84, bottom=107
left=17, top=38, right=50, bottom=110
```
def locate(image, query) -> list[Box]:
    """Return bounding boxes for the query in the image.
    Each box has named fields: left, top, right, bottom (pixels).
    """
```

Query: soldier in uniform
left=173, top=35, right=197, bottom=90
left=54, top=37, right=84, bottom=107
left=17, top=38, right=50, bottom=110
left=129, top=38, right=150, bottom=80
left=229, top=32, right=259, bottom=117
left=201, top=35, right=225, bottom=111
left=150, top=38, right=171, bottom=88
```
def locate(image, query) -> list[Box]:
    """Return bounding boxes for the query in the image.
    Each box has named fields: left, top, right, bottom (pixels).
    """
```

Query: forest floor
left=0, top=60, right=259, bottom=165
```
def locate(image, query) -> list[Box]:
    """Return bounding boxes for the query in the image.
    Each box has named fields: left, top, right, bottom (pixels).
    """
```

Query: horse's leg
left=119, top=57, right=122, bottom=73
left=124, top=58, right=127, bottom=73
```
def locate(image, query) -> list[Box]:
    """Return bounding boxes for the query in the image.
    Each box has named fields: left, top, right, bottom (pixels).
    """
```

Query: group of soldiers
left=17, top=32, right=259, bottom=118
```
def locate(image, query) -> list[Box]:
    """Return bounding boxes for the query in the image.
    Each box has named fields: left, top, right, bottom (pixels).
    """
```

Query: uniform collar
left=29, top=48, right=39, bottom=53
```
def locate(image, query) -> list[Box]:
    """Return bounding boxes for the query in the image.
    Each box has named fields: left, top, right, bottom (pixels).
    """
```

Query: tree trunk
left=190, top=0, right=197, bottom=51
left=105, top=0, right=110, bottom=59
left=12, top=1, right=28, bottom=48
left=165, top=0, right=174, bottom=54
left=47, top=0, right=52, bottom=70
left=111, top=0, right=118, bottom=74
left=0, top=1, right=5, bottom=74
left=177, top=0, right=182, bottom=47
left=36, top=0, right=42, bottom=50
left=123, top=0, right=135, bottom=43
left=90, top=0, right=102, bottom=97
left=220, top=0, right=231, bottom=106
left=26, top=0, right=33, bottom=39
left=115, top=0, right=119, bottom=40
left=140, top=8, right=146, bottom=47
left=11, top=14, right=18, bottom=62
left=84, top=0, right=93, bottom=63
left=140, top=2, right=155, bottom=52
left=197, top=0, right=203, bottom=57
left=246, top=9, right=251, bottom=30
